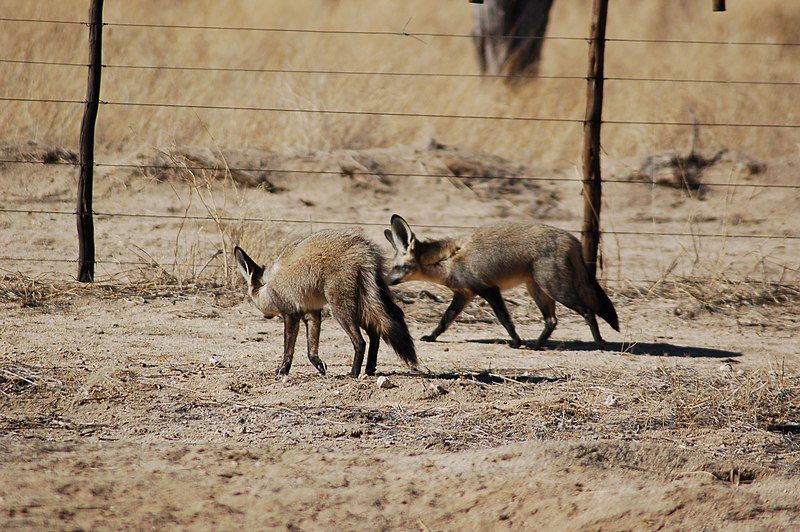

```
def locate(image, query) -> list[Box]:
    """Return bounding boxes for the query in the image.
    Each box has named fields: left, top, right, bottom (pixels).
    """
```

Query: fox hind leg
left=303, top=310, right=326, bottom=375
left=423, top=291, right=474, bottom=342
left=526, top=281, right=558, bottom=350
left=582, top=312, right=607, bottom=350
left=329, top=310, right=367, bottom=376
left=345, top=325, right=367, bottom=377
left=476, top=287, right=523, bottom=348
left=364, top=327, right=380, bottom=376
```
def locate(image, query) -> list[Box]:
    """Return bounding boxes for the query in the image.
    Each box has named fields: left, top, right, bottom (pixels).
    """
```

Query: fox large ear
left=390, top=214, right=415, bottom=251
left=234, top=246, right=263, bottom=286
left=384, top=229, right=397, bottom=251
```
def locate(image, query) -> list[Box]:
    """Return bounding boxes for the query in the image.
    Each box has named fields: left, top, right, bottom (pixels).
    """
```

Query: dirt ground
left=1, top=142, right=799, bottom=530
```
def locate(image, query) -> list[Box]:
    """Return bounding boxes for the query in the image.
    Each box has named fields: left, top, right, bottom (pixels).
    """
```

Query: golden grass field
left=2, top=0, right=799, bottom=168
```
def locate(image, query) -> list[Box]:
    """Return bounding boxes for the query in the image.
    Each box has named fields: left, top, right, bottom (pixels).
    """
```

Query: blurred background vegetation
left=1, top=0, right=798, bottom=169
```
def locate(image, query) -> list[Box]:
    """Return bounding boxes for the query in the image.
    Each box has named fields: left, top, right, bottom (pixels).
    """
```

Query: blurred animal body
left=235, top=229, right=417, bottom=377
left=385, top=215, right=619, bottom=349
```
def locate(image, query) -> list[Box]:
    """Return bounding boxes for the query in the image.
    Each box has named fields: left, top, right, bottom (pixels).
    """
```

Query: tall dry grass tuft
left=635, top=363, right=799, bottom=431
left=1, top=0, right=798, bottom=168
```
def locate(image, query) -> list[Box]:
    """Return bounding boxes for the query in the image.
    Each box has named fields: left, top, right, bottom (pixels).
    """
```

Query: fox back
left=255, top=229, right=380, bottom=318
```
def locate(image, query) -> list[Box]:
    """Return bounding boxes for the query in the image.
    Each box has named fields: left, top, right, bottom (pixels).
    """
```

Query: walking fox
left=234, top=229, right=417, bottom=377
left=385, top=214, right=619, bottom=350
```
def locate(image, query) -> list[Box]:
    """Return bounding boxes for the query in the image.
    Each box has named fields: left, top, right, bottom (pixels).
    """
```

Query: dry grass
left=621, top=276, right=800, bottom=313
left=603, top=363, right=797, bottom=431
left=0, top=273, right=79, bottom=308
left=1, top=0, right=799, bottom=169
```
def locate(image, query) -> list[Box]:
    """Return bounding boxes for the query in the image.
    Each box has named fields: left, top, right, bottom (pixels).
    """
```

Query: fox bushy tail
left=591, top=277, right=619, bottom=331
left=376, top=276, right=417, bottom=366
left=571, top=248, right=620, bottom=332
left=360, top=268, right=417, bottom=367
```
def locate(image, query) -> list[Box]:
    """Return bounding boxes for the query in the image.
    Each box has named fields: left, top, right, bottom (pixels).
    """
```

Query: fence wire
left=1, top=208, right=796, bottom=242
left=5, top=57, right=800, bottom=88
left=3, top=15, right=800, bottom=47
left=2, top=159, right=800, bottom=191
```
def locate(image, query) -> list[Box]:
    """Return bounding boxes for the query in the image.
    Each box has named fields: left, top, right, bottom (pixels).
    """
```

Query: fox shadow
left=393, top=369, right=564, bottom=384
left=466, top=338, right=742, bottom=359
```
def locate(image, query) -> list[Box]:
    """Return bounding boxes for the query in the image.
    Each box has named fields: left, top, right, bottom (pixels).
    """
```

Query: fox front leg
left=303, top=310, right=327, bottom=375
left=277, top=313, right=301, bottom=376
left=422, top=291, right=474, bottom=342
left=476, top=287, right=523, bottom=348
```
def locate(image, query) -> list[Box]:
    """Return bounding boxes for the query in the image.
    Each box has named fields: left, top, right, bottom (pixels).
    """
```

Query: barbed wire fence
left=0, top=5, right=798, bottom=291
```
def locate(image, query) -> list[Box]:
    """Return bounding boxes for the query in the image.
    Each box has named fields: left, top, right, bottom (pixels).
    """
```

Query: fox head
left=387, top=213, right=463, bottom=286
left=234, top=246, right=280, bottom=318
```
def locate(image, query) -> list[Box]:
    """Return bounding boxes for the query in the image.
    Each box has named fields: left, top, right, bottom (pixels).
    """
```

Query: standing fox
left=234, top=229, right=417, bottom=377
left=385, top=214, right=619, bottom=350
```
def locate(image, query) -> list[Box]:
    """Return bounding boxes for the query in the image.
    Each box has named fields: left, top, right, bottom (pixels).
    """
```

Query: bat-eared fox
left=385, top=214, right=619, bottom=350
left=235, top=229, right=417, bottom=377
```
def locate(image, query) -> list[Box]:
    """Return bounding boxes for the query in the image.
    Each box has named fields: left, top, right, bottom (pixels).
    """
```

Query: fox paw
left=309, top=357, right=327, bottom=376
left=420, top=334, right=438, bottom=342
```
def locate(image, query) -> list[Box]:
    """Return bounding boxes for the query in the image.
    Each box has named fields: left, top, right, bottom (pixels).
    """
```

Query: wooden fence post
left=76, top=0, right=104, bottom=282
left=581, top=0, right=608, bottom=279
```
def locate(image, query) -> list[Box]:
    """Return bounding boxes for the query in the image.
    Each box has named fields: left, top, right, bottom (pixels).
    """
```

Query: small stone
left=376, top=376, right=396, bottom=389
left=719, top=363, right=733, bottom=373
left=604, top=394, right=618, bottom=407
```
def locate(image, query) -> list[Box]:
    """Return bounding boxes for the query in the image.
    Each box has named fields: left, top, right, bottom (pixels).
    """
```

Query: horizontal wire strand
left=2, top=95, right=799, bottom=129
left=3, top=16, right=800, bottom=47
left=1, top=256, right=797, bottom=293
left=1, top=208, right=796, bottom=240
left=1, top=159, right=797, bottom=191
left=4, top=58, right=800, bottom=88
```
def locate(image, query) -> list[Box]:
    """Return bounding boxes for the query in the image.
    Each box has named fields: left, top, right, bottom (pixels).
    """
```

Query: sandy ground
left=1, top=142, right=798, bottom=530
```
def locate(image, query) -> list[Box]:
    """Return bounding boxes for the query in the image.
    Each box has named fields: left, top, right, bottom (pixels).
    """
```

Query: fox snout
left=387, top=268, right=404, bottom=286
left=387, top=264, right=415, bottom=285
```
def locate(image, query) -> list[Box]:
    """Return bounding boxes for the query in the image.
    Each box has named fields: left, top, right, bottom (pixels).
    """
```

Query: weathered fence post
left=76, top=0, right=104, bottom=282
left=581, top=0, right=608, bottom=279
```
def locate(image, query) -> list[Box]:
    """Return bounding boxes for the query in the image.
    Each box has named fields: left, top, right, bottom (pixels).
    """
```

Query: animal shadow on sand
left=387, top=369, right=564, bottom=384
left=466, top=338, right=742, bottom=359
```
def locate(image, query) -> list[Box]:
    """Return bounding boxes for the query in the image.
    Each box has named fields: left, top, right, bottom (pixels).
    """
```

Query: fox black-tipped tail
left=377, top=279, right=418, bottom=367
left=592, top=278, right=620, bottom=332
